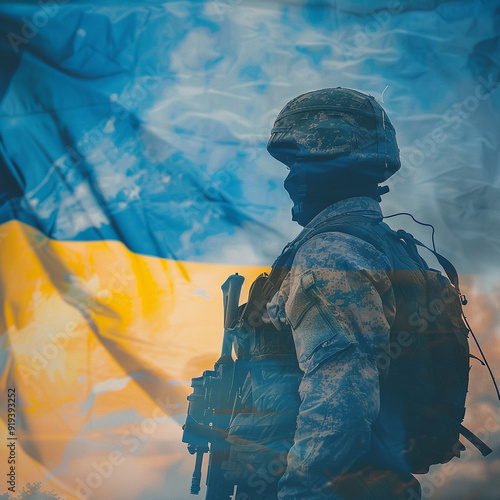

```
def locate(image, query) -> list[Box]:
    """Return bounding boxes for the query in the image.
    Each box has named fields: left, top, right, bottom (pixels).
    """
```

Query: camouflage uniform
left=229, top=88, right=420, bottom=499
left=267, top=196, right=421, bottom=500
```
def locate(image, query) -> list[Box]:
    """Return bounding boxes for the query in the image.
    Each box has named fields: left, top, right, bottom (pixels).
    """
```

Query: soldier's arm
left=277, top=232, right=395, bottom=499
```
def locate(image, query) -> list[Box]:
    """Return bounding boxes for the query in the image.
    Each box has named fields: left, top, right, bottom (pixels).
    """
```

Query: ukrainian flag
left=0, top=1, right=499, bottom=499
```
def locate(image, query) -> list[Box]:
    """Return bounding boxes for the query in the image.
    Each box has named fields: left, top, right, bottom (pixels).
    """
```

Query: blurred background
left=0, top=1, right=499, bottom=498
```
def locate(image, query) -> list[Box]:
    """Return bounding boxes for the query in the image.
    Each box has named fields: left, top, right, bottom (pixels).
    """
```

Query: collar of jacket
left=305, top=196, right=383, bottom=229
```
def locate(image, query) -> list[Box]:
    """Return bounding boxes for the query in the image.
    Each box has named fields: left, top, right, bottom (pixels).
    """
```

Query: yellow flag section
left=0, top=220, right=267, bottom=500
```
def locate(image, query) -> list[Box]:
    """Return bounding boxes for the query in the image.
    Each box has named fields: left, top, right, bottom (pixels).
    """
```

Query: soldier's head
left=267, top=87, right=400, bottom=226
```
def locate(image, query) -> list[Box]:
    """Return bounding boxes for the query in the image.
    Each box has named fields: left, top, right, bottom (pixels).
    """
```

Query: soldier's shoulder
left=293, top=230, right=390, bottom=271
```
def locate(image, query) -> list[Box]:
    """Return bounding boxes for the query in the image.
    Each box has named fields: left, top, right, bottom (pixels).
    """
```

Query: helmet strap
left=377, top=185, right=390, bottom=201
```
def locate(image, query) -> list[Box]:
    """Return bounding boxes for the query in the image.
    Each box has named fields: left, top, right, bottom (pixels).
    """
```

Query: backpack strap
left=393, top=229, right=462, bottom=294
left=263, top=218, right=464, bottom=303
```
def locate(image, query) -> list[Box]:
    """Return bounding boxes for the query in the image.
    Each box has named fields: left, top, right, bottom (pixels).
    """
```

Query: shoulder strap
left=391, top=228, right=463, bottom=296
left=263, top=217, right=464, bottom=302
left=260, top=216, right=382, bottom=301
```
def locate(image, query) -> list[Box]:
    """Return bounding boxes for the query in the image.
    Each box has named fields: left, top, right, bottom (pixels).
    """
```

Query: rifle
left=182, top=273, right=245, bottom=499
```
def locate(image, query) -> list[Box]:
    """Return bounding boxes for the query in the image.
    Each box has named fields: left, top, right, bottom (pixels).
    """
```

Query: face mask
left=283, top=160, right=380, bottom=226
left=283, top=165, right=305, bottom=211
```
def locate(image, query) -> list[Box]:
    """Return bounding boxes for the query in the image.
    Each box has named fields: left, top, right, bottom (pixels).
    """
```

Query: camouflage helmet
left=267, top=87, right=400, bottom=182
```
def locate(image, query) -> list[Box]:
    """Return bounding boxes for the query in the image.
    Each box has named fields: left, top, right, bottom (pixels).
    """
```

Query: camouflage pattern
left=267, top=196, right=421, bottom=500
left=267, top=88, right=401, bottom=182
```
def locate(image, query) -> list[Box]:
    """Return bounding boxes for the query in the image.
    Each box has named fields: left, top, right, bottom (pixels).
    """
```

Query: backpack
left=229, top=215, right=492, bottom=477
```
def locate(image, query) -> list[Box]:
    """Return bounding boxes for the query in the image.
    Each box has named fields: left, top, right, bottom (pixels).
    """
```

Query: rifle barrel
left=220, top=274, right=245, bottom=357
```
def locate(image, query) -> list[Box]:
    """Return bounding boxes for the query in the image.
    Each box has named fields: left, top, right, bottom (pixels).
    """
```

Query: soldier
left=226, top=88, right=428, bottom=500
left=227, top=88, right=423, bottom=500
left=186, top=87, right=486, bottom=499
left=268, top=88, right=421, bottom=499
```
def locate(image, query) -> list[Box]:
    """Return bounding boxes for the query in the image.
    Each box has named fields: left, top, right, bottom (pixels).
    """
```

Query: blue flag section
left=0, top=1, right=499, bottom=500
left=1, top=1, right=500, bottom=268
